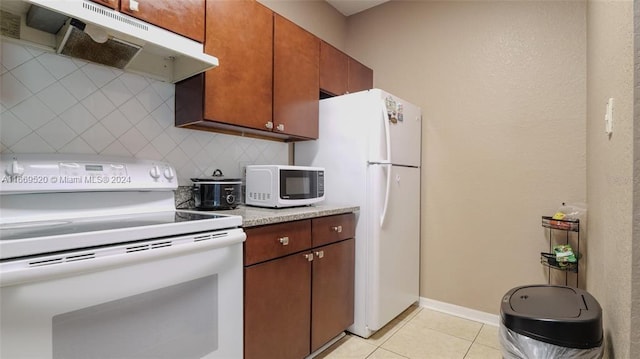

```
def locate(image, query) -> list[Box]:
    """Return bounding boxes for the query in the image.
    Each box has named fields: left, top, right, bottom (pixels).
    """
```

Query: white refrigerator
left=295, top=89, right=421, bottom=338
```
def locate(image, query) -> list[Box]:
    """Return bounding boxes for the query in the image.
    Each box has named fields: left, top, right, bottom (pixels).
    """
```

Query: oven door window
left=53, top=275, right=218, bottom=359
left=280, top=170, right=317, bottom=200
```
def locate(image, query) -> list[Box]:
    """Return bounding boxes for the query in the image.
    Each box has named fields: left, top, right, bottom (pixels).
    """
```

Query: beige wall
left=269, top=0, right=637, bottom=354
left=629, top=0, right=640, bottom=358
left=586, top=0, right=635, bottom=358
left=258, top=0, right=347, bottom=50
left=633, top=2, right=640, bottom=356
left=347, top=1, right=587, bottom=314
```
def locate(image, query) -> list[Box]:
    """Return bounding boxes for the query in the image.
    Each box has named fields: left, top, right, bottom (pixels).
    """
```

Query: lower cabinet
left=244, top=213, right=356, bottom=359
left=310, top=239, right=355, bottom=352
left=244, top=250, right=311, bottom=359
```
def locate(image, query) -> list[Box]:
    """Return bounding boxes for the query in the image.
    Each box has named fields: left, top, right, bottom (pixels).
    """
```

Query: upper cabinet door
left=89, top=0, right=119, bottom=10
left=273, top=14, right=320, bottom=139
left=347, top=57, right=374, bottom=93
left=119, top=0, right=205, bottom=42
left=319, top=41, right=348, bottom=96
left=203, top=0, right=273, bottom=131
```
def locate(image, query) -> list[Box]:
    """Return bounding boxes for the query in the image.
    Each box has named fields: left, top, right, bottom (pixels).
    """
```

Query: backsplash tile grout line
left=1, top=41, right=288, bottom=185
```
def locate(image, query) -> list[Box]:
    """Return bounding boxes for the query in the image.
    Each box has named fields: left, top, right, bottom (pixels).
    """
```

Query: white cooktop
left=0, top=210, right=242, bottom=260
left=0, top=154, right=243, bottom=260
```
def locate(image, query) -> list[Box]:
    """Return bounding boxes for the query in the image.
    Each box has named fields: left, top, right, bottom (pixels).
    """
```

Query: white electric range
left=0, top=153, right=244, bottom=359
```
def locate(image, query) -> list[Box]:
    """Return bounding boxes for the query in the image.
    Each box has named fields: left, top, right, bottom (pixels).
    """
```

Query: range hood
left=0, top=0, right=218, bottom=83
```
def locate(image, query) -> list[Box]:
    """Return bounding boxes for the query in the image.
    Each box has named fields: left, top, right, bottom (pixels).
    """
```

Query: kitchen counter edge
left=223, top=204, right=359, bottom=227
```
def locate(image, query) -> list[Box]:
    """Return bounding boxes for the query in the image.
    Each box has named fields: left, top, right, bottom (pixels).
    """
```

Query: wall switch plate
left=605, top=98, right=614, bottom=135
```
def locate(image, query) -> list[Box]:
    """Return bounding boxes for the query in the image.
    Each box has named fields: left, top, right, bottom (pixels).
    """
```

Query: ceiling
left=325, top=0, right=390, bottom=16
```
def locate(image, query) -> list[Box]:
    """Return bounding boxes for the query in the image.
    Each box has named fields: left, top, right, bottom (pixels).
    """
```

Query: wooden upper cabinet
left=176, top=1, right=319, bottom=142
left=319, top=40, right=374, bottom=96
left=348, top=57, right=374, bottom=93
left=203, top=0, right=273, bottom=131
left=273, top=14, right=319, bottom=139
left=119, top=0, right=205, bottom=42
left=319, top=41, right=348, bottom=96
left=89, top=0, right=119, bottom=10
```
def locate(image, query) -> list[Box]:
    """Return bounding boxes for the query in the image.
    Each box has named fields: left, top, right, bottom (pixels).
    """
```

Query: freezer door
left=375, top=90, right=422, bottom=167
left=367, top=164, right=420, bottom=331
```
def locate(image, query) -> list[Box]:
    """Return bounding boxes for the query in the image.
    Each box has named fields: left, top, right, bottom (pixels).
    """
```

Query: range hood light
left=83, top=23, right=108, bottom=43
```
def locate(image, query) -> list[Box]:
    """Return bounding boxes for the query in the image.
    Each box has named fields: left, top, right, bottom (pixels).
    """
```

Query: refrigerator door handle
left=378, top=100, right=393, bottom=227
left=380, top=163, right=392, bottom=227
left=381, top=100, right=392, bottom=163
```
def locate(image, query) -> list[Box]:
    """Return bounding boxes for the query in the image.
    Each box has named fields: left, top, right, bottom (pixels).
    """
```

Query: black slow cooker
left=191, top=170, right=242, bottom=210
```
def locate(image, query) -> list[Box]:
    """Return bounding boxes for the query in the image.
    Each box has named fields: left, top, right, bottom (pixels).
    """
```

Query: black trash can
left=499, top=285, right=603, bottom=358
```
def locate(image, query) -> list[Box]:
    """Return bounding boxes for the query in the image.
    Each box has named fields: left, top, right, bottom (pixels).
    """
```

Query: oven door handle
left=0, top=230, right=246, bottom=287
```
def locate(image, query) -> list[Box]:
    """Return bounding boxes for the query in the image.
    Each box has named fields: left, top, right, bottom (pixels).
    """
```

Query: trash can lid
left=500, top=285, right=603, bottom=349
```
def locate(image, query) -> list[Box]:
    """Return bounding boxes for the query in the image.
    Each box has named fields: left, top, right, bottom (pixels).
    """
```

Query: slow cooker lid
left=191, top=178, right=242, bottom=184
left=191, top=169, right=241, bottom=184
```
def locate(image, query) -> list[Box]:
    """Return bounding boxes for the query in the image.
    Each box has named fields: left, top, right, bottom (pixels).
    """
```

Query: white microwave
left=245, top=165, right=325, bottom=208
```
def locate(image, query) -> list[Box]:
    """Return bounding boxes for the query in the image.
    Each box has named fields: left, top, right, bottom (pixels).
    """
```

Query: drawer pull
left=332, top=225, right=343, bottom=233
left=278, top=237, right=289, bottom=246
left=304, top=253, right=314, bottom=261
left=314, top=250, right=324, bottom=259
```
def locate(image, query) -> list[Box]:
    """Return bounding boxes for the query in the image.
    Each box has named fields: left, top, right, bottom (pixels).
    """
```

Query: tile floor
left=315, top=306, right=502, bottom=359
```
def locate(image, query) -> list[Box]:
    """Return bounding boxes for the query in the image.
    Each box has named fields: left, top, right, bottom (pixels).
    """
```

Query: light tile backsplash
left=0, top=41, right=289, bottom=185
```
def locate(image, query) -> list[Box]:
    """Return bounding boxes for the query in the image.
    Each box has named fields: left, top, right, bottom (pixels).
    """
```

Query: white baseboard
left=419, top=297, right=500, bottom=327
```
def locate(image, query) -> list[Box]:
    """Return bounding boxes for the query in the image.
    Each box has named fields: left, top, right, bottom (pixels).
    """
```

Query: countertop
left=214, top=204, right=359, bottom=227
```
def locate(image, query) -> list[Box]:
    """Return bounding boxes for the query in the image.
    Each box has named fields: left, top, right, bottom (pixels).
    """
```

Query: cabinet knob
left=332, top=225, right=343, bottom=233
left=304, top=253, right=314, bottom=261
left=314, top=250, right=324, bottom=259
left=278, top=236, right=289, bottom=246
left=129, top=0, right=139, bottom=11
left=276, top=123, right=285, bottom=132
left=265, top=121, right=273, bottom=130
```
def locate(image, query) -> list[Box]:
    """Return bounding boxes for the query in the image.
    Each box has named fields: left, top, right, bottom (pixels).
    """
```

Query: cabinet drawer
left=312, top=213, right=356, bottom=247
left=244, top=220, right=312, bottom=266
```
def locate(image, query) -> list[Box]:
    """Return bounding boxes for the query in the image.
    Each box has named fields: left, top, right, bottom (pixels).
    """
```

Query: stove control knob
left=163, top=167, right=175, bottom=180
left=6, top=159, right=25, bottom=176
left=149, top=165, right=161, bottom=179
left=226, top=194, right=235, bottom=204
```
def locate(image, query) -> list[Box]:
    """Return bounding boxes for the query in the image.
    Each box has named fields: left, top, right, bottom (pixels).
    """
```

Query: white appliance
left=245, top=165, right=325, bottom=208
left=0, top=154, right=245, bottom=358
left=0, top=0, right=218, bottom=83
left=295, top=89, right=421, bottom=338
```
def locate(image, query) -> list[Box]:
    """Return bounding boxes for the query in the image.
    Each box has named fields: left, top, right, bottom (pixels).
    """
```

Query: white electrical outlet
left=605, top=98, right=614, bottom=135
